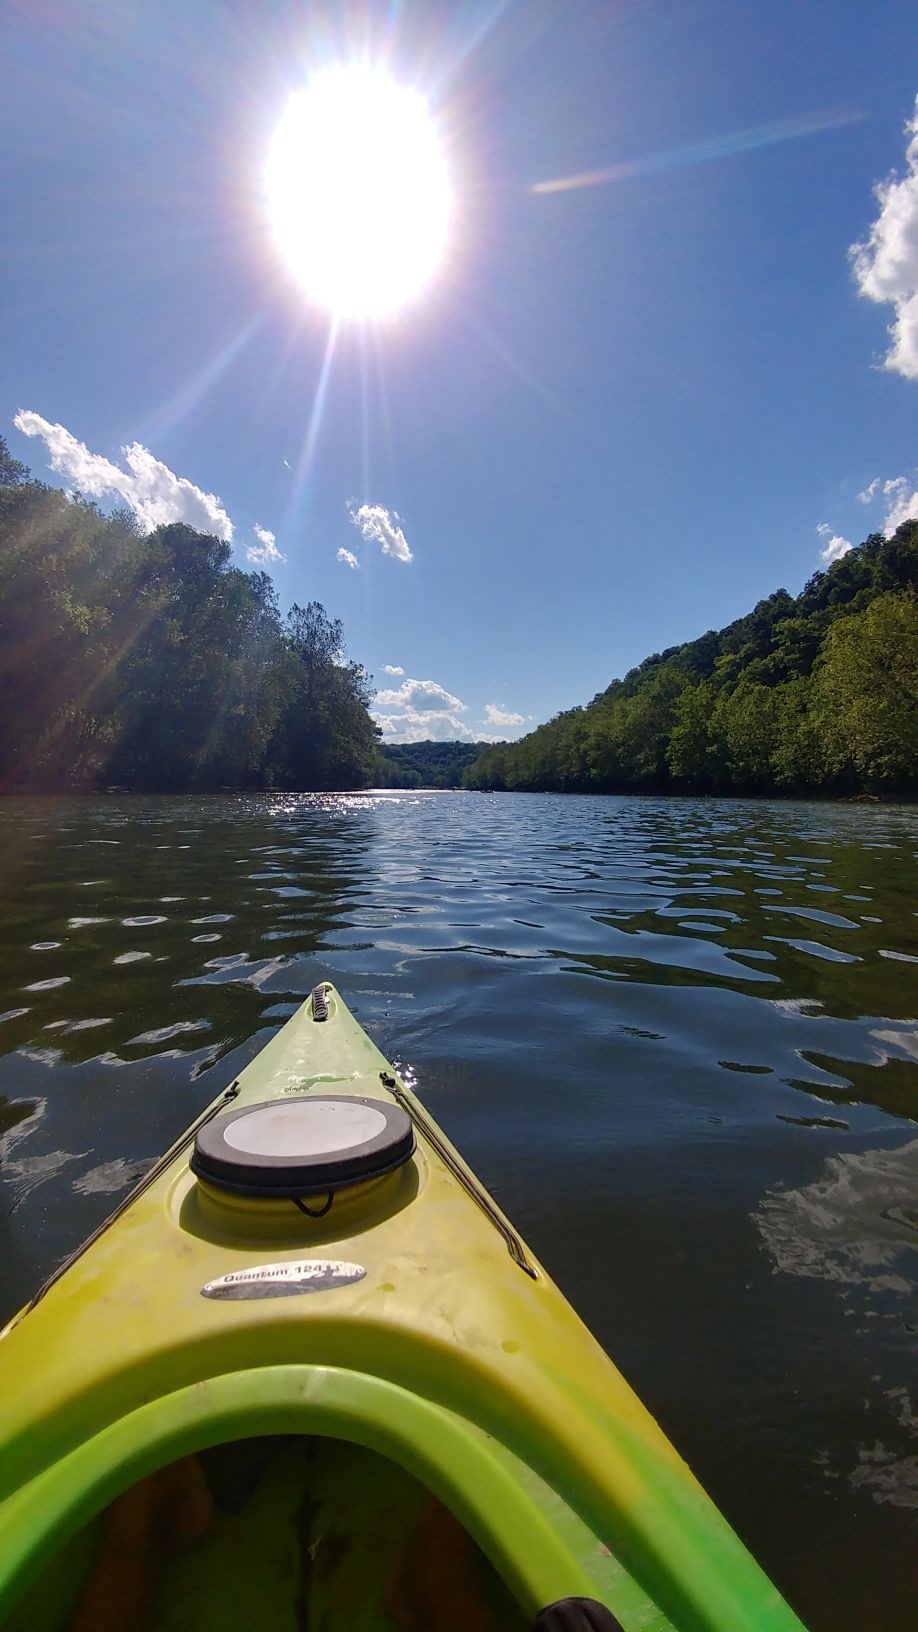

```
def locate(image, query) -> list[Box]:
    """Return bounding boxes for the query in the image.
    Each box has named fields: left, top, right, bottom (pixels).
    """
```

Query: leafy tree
left=267, top=603, right=378, bottom=790
left=377, top=741, right=486, bottom=788
left=0, top=452, right=379, bottom=792
left=0, top=436, right=29, bottom=488
left=811, top=592, right=918, bottom=791
left=770, top=679, right=825, bottom=791
left=668, top=681, right=721, bottom=789
left=713, top=681, right=782, bottom=791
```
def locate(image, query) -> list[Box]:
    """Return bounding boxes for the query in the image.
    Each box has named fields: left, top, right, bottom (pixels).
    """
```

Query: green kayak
left=0, top=985, right=808, bottom=1632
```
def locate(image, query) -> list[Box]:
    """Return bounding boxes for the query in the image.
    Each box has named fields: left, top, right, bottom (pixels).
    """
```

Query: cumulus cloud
left=817, top=522, right=853, bottom=564
left=850, top=97, right=918, bottom=379
left=374, top=677, right=465, bottom=712
left=881, top=475, right=918, bottom=532
left=13, top=410, right=233, bottom=539
left=349, top=502, right=412, bottom=562
left=337, top=547, right=359, bottom=569
left=820, top=535, right=853, bottom=564
left=372, top=674, right=476, bottom=743
left=482, top=702, right=525, bottom=728
left=382, top=664, right=404, bottom=675
left=372, top=679, right=530, bottom=743
left=374, top=709, right=480, bottom=743
left=856, top=473, right=918, bottom=536
left=247, top=524, right=285, bottom=566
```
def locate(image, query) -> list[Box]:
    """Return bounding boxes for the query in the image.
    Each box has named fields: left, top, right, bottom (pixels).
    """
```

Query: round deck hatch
left=191, top=1095, right=414, bottom=1198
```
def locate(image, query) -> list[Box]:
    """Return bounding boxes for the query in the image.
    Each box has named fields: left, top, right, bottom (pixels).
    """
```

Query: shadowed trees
left=0, top=441, right=379, bottom=792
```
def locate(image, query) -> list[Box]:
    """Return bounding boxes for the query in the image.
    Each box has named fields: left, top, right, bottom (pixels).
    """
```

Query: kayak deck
left=0, top=986, right=807, bottom=1632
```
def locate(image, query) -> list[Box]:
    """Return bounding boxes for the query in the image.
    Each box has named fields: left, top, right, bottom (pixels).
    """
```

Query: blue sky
left=3, top=0, right=917, bottom=742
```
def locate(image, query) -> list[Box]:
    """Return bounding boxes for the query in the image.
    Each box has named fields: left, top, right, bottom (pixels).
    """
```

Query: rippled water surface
left=1, top=792, right=916, bottom=1629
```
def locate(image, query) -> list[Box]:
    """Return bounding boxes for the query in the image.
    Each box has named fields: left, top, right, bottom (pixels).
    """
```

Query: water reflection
left=755, top=1138, right=918, bottom=1518
left=756, top=1138, right=918, bottom=1295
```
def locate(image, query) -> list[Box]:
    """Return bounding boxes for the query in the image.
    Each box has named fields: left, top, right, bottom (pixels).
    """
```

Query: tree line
left=3, top=432, right=915, bottom=800
left=376, top=740, right=486, bottom=788
left=464, top=523, right=918, bottom=797
left=0, top=439, right=379, bottom=792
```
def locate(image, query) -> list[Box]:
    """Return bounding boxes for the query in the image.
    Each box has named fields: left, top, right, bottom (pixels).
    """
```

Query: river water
left=0, top=792, right=915, bottom=1628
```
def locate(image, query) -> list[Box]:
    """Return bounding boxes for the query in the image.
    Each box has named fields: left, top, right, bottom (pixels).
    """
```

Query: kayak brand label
left=201, top=1259, right=366, bottom=1300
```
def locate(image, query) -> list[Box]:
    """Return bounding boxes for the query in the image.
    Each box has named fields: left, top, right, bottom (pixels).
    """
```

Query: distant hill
left=376, top=739, right=491, bottom=788
left=464, top=522, right=918, bottom=798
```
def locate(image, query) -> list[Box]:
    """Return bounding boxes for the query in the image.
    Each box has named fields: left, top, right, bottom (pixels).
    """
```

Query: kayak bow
left=0, top=985, right=807, bottom=1632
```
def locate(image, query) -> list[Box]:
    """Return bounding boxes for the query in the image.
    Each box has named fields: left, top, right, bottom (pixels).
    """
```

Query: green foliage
left=376, top=740, right=487, bottom=788
left=667, top=682, right=721, bottom=788
left=810, top=591, right=918, bottom=791
left=0, top=437, right=29, bottom=488
left=265, top=602, right=378, bottom=791
left=0, top=448, right=378, bottom=792
left=5, top=434, right=915, bottom=802
left=465, top=524, right=918, bottom=798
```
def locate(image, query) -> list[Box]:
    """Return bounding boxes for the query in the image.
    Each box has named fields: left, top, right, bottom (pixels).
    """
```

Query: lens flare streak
left=280, top=318, right=340, bottom=544
left=133, top=317, right=263, bottom=446
left=531, top=107, right=865, bottom=196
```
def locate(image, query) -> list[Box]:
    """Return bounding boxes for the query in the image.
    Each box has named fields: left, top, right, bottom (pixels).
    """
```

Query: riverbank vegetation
left=465, top=523, right=918, bottom=797
left=3, top=439, right=915, bottom=798
left=0, top=441, right=378, bottom=791
left=376, top=741, right=485, bottom=787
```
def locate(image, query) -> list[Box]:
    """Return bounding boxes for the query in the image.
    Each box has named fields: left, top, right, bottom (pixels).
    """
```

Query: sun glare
left=265, top=64, right=452, bottom=320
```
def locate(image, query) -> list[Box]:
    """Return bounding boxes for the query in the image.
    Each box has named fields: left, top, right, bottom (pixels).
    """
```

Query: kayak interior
left=6, top=1435, right=527, bottom=1632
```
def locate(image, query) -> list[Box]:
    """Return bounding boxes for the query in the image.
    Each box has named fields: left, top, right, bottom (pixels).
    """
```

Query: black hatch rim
left=190, top=1094, right=415, bottom=1198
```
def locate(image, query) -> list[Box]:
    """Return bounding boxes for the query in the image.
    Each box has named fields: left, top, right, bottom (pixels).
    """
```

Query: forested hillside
left=465, top=524, right=918, bottom=797
left=376, top=740, right=485, bottom=787
left=4, top=432, right=916, bottom=801
left=0, top=440, right=378, bottom=792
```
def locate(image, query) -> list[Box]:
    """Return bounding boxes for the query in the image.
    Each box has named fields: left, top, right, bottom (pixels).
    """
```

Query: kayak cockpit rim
left=0, top=1364, right=599, bottom=1621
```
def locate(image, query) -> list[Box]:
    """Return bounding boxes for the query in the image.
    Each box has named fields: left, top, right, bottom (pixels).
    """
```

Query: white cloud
left=482, top=702, right=524, bottom=728
left=877, top=475, right=918, bottom=534
left=247, top=526, right=284, bottom=566
left=349, top=502, right=412, bottom=562
left=850, top=97, right=918, bottom=379
left=246, top=524, right=285, bottom=567
left=13, top=410, right=234, bottom=539
left=373, top=679, right=529, bottom=743
left=854, top=472, right=918, bottom=536
left=816, top=522, right=853, bottom=564
left=372, top=674, right=476, bottom=742
left=374, top=677, right=465, bottom=712
left=382, top=664, right=404, bottom=675
left=857, top=477, right=882, bottom=504
left=374, top=709, right=481, bottom=743
left=337, top=546, right=359, bottom=569
left=821, top=536, right=853, bottom=564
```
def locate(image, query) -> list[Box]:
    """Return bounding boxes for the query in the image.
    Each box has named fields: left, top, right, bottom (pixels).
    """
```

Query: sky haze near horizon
left=3, top=0, right=917, bottom=742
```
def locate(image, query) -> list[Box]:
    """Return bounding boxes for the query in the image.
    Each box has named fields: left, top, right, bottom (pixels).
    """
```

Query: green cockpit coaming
left=0, top=1363, right=667, bottom=1631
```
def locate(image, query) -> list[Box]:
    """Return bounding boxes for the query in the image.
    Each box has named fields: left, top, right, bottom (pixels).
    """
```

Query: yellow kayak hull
left=0, top=986, right=807, bottom=1631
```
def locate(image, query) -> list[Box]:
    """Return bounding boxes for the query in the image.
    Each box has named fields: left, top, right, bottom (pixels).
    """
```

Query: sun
left=265, top=64, right=452, bottom=320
